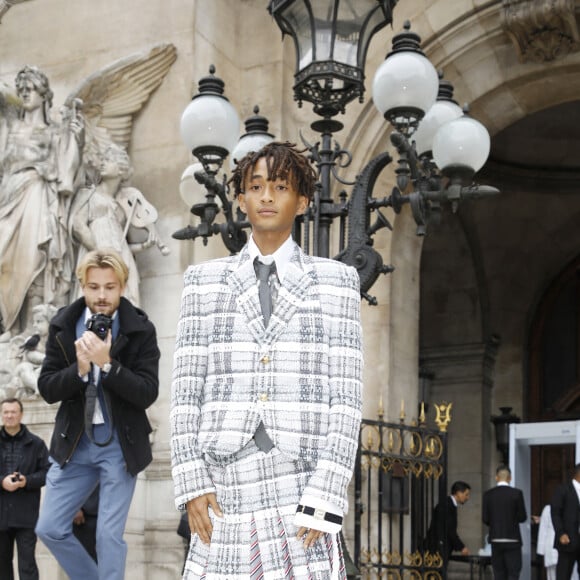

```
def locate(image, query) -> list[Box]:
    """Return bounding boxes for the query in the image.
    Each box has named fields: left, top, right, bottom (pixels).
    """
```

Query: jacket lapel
left=227, top=250, right=265, bottom=344
left=264, top=246, right=316, bottom=344
left=271, top=259, right=313, bottom=325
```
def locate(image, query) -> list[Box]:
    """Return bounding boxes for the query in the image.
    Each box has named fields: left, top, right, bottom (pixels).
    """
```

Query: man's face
left=455, top=489, right=471, bottom=505
left=238, top=156, right=308, bottom=240
left=81, top=266, right=125, bottom=316
left=1, top=402, right=22, bottom=430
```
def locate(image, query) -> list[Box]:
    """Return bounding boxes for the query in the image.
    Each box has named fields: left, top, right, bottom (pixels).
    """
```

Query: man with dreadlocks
left=171, top=141, right=363, bottom=579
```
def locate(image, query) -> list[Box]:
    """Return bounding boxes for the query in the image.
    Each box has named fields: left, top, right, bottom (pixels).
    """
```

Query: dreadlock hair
left=230, top=141, right=317, bottom=202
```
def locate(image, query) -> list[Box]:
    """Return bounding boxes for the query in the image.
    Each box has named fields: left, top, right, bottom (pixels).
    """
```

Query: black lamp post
left=491, top=407, right=521, bottom=465
left=173, top=1, right=498, bottom=305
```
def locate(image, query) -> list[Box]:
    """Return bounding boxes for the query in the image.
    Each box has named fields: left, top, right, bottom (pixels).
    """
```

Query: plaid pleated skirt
left=183, top=443, right=346, bottom=579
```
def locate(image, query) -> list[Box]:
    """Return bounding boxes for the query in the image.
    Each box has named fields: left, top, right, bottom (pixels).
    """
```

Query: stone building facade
left=2, top=0, right=580, bottom=578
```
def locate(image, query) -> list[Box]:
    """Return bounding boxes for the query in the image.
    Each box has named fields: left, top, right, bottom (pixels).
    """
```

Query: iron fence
left=352, top=405, right=451, bottom=579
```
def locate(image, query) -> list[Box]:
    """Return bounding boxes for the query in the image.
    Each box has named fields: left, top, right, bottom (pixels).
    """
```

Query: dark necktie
left=84, top=378, right=97, bottom=436
left=254, top=258, right=276, bottom=326
left=84, top=366, right=113, bottom=446
left=252, top=257, right=276, bottom=452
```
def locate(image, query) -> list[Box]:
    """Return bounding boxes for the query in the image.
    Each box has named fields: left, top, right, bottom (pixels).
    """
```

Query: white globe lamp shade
left=180, top=94, right=240, bottom=156
left=230, top=133, right=274, bottom=171
left=413, top=100, right=463, bottom=157
left=372, top=51, right=439, bottom=118
left=179, top=163, right=206, bottom=208
left=432, top=115, right=491, bottom=175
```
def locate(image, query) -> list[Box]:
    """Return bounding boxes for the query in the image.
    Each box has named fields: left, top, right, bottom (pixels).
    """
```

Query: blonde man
left=36, top=248, right=160, bottom=580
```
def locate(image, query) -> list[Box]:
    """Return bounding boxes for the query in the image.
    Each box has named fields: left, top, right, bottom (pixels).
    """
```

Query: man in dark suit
left=427, top=480, right=471, bottom=568
left=550, top=463, right=580, bottom=580
left=482, top=464, right=527, bottom=580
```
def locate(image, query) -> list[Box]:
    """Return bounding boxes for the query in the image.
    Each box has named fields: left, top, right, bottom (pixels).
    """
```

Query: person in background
left=537, top=503, right=579, bottom=580
left=35, top=248, right=160, bottom=580
left=426, top=480, right=471, bottom=570
left=482, top=464, right=527, bottom=580
left=551, top=463, right=580, bottom=580
left=73, top=485, right=99, bottom=562
left=170, top=141, right=363, bottom=579
left=0, top=397, right=49, bottom=580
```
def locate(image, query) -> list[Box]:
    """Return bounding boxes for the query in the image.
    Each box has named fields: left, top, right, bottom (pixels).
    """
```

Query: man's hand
left=560, top=533, right=571, bottom=545
left=460, top=546, right=470, bottom=556
left=75, top=330, right=112, bottom=375
left=73, top=509, right=85, bottom=525
left=2, top=472, right=25, bottom=492
left=297, top=527, right=324, bottom=548
left=186, top=493, right=223, bottom=545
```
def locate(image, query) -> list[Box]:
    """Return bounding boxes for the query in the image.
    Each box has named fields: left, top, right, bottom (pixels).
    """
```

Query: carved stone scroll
left=502, top=0, right=580, bottom=63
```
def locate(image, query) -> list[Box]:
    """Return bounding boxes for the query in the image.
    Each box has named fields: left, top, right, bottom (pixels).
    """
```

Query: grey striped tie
left=254, top=258, right=276, bottom=326
left=253, top=257, right=275, bottom=452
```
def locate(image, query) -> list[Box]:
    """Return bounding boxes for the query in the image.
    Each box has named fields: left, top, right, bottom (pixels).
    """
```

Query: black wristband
left=296, top=504, right=343, bottom=525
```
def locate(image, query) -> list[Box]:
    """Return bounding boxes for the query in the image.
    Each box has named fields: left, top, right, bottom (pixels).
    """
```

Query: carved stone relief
left=502, top=0, right=580, bottom=62
left=0, top=43, right=176, bottom=399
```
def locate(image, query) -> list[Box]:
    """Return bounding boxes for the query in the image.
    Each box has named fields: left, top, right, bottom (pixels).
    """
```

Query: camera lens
left=86, top=314, right=113, bottom=340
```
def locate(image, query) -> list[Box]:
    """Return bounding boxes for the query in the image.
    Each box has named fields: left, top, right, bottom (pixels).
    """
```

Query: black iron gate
left=352, top=403, right=451, bottom=579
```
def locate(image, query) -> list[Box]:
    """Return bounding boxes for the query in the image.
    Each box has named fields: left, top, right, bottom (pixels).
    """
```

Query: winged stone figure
left=0, top=43, right=176, bottom=336
left=64, top=42, right=177, bottom=181
left=67, top=43, right=176, bottom=306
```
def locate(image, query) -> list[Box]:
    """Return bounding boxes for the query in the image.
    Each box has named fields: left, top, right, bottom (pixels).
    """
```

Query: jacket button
left=260, top=355, right=270, bottom=364
left=259, top=393, right=268, bottom=402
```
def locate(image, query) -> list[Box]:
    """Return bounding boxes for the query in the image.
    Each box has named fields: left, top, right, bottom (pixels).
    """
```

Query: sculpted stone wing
left=0, top=81, right=19, bottom=182
left=63, top=42, right=177, bottom=163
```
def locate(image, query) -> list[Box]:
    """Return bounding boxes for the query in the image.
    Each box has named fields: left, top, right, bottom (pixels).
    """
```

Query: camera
left=86, top=313, right=113, bottom=341
left=11, top=472, right=21, bottom=483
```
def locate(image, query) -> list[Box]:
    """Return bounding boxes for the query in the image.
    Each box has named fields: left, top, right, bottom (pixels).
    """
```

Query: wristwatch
left=101, top=362, right=112, bottom=374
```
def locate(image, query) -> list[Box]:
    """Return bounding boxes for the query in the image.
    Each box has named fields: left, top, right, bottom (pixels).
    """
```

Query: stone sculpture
left=0, top=42, right=176, bottom=396
left=70, top=143, right=169, bottom=306
left=3, top=303, right=58, bottom=399
left=0, top=66, right=84, bottom=335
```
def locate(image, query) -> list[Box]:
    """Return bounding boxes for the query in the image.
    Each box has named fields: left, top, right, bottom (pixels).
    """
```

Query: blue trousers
left=36, top=431, right=137, bottom=580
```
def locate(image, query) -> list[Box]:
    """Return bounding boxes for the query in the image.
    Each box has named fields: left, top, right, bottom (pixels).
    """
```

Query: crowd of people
left=428, top=464, right=580, bottom=580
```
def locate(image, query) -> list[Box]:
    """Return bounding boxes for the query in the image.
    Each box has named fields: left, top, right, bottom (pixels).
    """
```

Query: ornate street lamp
left=173, top=2, right=498, bottom=305
left=268, top=0, right=397, bottom=117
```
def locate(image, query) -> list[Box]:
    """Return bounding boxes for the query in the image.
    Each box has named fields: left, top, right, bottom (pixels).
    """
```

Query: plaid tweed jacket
left=171, top=243, right=363, bottom=514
